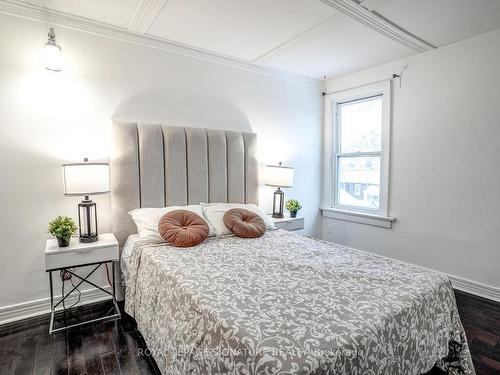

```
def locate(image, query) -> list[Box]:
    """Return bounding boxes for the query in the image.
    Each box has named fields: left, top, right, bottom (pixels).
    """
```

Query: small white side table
left=269, top=215, right=305, bottom=231
left=44, top=233, right=120, bottom=334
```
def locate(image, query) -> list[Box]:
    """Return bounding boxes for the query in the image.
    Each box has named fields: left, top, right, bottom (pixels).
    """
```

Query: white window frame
left=322, top=80, right=395, bottom=227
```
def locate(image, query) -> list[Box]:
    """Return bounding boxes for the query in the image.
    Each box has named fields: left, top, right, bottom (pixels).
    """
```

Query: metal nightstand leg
left=48, top=261, right=121, bottom=335
left=112, top=261, right=121, bottom=320
left=49, top=271, right=55, bottom=335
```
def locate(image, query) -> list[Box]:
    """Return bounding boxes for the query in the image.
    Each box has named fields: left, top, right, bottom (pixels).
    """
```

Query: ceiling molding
left=321, top=0, right=435, bottom=52
left=253, top=0, right=380, bottom=64
left=253, top=12, right=352, bottom=65
left=253, top=14, right=339, bottom=64
left=0, top=0, right=324, bottom=88
left=128, top=0, right=167, bottom=34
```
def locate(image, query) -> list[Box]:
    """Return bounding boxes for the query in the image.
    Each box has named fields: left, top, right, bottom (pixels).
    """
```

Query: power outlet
left=60, top=269, right=72, bottom=281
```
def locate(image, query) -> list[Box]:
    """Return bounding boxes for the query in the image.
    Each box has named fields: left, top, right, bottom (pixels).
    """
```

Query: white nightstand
left=269, top=215, right=305, bottom=231
left=44, top=233, right=120, bottom=334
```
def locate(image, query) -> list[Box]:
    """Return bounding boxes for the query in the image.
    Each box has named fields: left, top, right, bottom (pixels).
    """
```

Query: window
left=323, top=81, right=392, bottom=223
left=336, top=95, right=382, bottom=210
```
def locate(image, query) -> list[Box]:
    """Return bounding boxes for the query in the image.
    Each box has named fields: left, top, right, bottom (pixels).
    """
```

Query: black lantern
left=264, top=162, right=294, bottom=218
left=78, top=196, right=99, bottom=242
left=271, top=188, right=285, bottom=218
left=62, top=158, right=110, bottom=243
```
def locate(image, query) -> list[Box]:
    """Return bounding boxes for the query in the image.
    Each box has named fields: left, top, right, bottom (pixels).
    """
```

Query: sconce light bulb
left=44, top=27, right=62, bottom=72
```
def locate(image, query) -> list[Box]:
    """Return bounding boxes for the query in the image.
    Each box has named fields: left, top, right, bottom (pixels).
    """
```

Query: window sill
left=321, top=207, right=395, bottom=228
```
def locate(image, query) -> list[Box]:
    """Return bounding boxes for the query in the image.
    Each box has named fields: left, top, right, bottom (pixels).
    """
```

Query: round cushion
left=223, top=208, right=266, bottom=238
left=158, top=210, right=209, bottom=247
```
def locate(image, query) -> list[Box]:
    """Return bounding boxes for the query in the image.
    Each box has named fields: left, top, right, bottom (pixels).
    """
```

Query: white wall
left=323, top=29, right=500, bottom=293
left=0, top=14, right=323, bottom=313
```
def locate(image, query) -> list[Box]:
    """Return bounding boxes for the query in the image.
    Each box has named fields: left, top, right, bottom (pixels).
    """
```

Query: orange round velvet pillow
left=223, top=208, right=266, bottom=238
left=158, top=210, right=209, bottom=247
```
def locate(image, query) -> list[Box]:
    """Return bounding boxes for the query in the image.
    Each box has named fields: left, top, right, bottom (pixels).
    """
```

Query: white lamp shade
left=264, top=164, right=294, bottom=188
left=44, top=43, right=62, bottom=72
left=62, top=163, right=110, bottom=195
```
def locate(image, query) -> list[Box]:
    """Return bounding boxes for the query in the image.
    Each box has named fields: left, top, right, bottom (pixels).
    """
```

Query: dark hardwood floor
left=0, top=290, right=498, bottom=374
left=0, top=301, right=161, bottom=375
left=454, top=290, right=500, bottom=374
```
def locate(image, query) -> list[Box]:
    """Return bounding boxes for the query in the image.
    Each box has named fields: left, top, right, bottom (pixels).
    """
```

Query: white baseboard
left=0, top=286, right=113, bottom=326
left=447, top=274, right=500, bottom=303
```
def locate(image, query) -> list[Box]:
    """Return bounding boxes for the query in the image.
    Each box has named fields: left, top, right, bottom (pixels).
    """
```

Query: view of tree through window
left=336, top=95, right=382, bottom=210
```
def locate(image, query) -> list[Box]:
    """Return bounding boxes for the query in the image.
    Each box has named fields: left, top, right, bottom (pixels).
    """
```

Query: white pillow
left=201, top=203, right=274, bottom=237
left=128, top=205, right=216, bottom=240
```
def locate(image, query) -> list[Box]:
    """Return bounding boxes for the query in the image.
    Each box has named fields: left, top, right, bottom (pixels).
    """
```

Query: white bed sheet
left=120, top=233, right=140, bottom=280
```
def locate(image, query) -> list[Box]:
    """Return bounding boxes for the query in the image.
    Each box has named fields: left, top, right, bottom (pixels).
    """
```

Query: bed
left=111, top=122, right=474, bottom=375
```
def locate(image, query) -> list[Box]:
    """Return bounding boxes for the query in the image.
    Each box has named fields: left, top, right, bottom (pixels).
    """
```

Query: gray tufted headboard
left=110, top=122, right=259, bottom=248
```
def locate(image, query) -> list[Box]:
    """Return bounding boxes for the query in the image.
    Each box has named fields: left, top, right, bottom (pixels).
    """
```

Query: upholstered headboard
left=110, top=122, right=259, bottom=247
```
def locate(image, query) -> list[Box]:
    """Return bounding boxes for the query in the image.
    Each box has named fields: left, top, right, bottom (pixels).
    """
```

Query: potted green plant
left=285, top=199, right=302, bottom=218
left=48, top=216, right=78, bottom=247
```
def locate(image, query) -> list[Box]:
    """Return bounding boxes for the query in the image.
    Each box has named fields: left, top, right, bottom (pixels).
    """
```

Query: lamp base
left=272, top=188, right=285, bottom=218
left=78, top=197, right=99, bottom=243
left=80, top=234, right=98, bottom=243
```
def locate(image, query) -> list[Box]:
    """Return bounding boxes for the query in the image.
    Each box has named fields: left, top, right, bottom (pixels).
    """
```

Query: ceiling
left=22, top=0, right=500, bottom=79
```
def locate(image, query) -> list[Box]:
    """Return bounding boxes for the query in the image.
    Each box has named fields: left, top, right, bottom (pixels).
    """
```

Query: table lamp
left=62, top=158, right=110, bottom=242
left=265, top=162, right=294, bottom=218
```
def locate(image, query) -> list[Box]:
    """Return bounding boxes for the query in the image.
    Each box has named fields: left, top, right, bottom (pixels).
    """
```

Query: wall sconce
left=44, top=27, right=62, bottom=72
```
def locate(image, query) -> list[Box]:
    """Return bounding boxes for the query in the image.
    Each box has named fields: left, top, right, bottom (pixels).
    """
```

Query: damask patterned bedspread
left=123, top=229, right=474, bottom=375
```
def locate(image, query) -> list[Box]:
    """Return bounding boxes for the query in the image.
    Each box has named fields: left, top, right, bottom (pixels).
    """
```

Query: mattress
left=122, top=229, right=474, bottom=375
